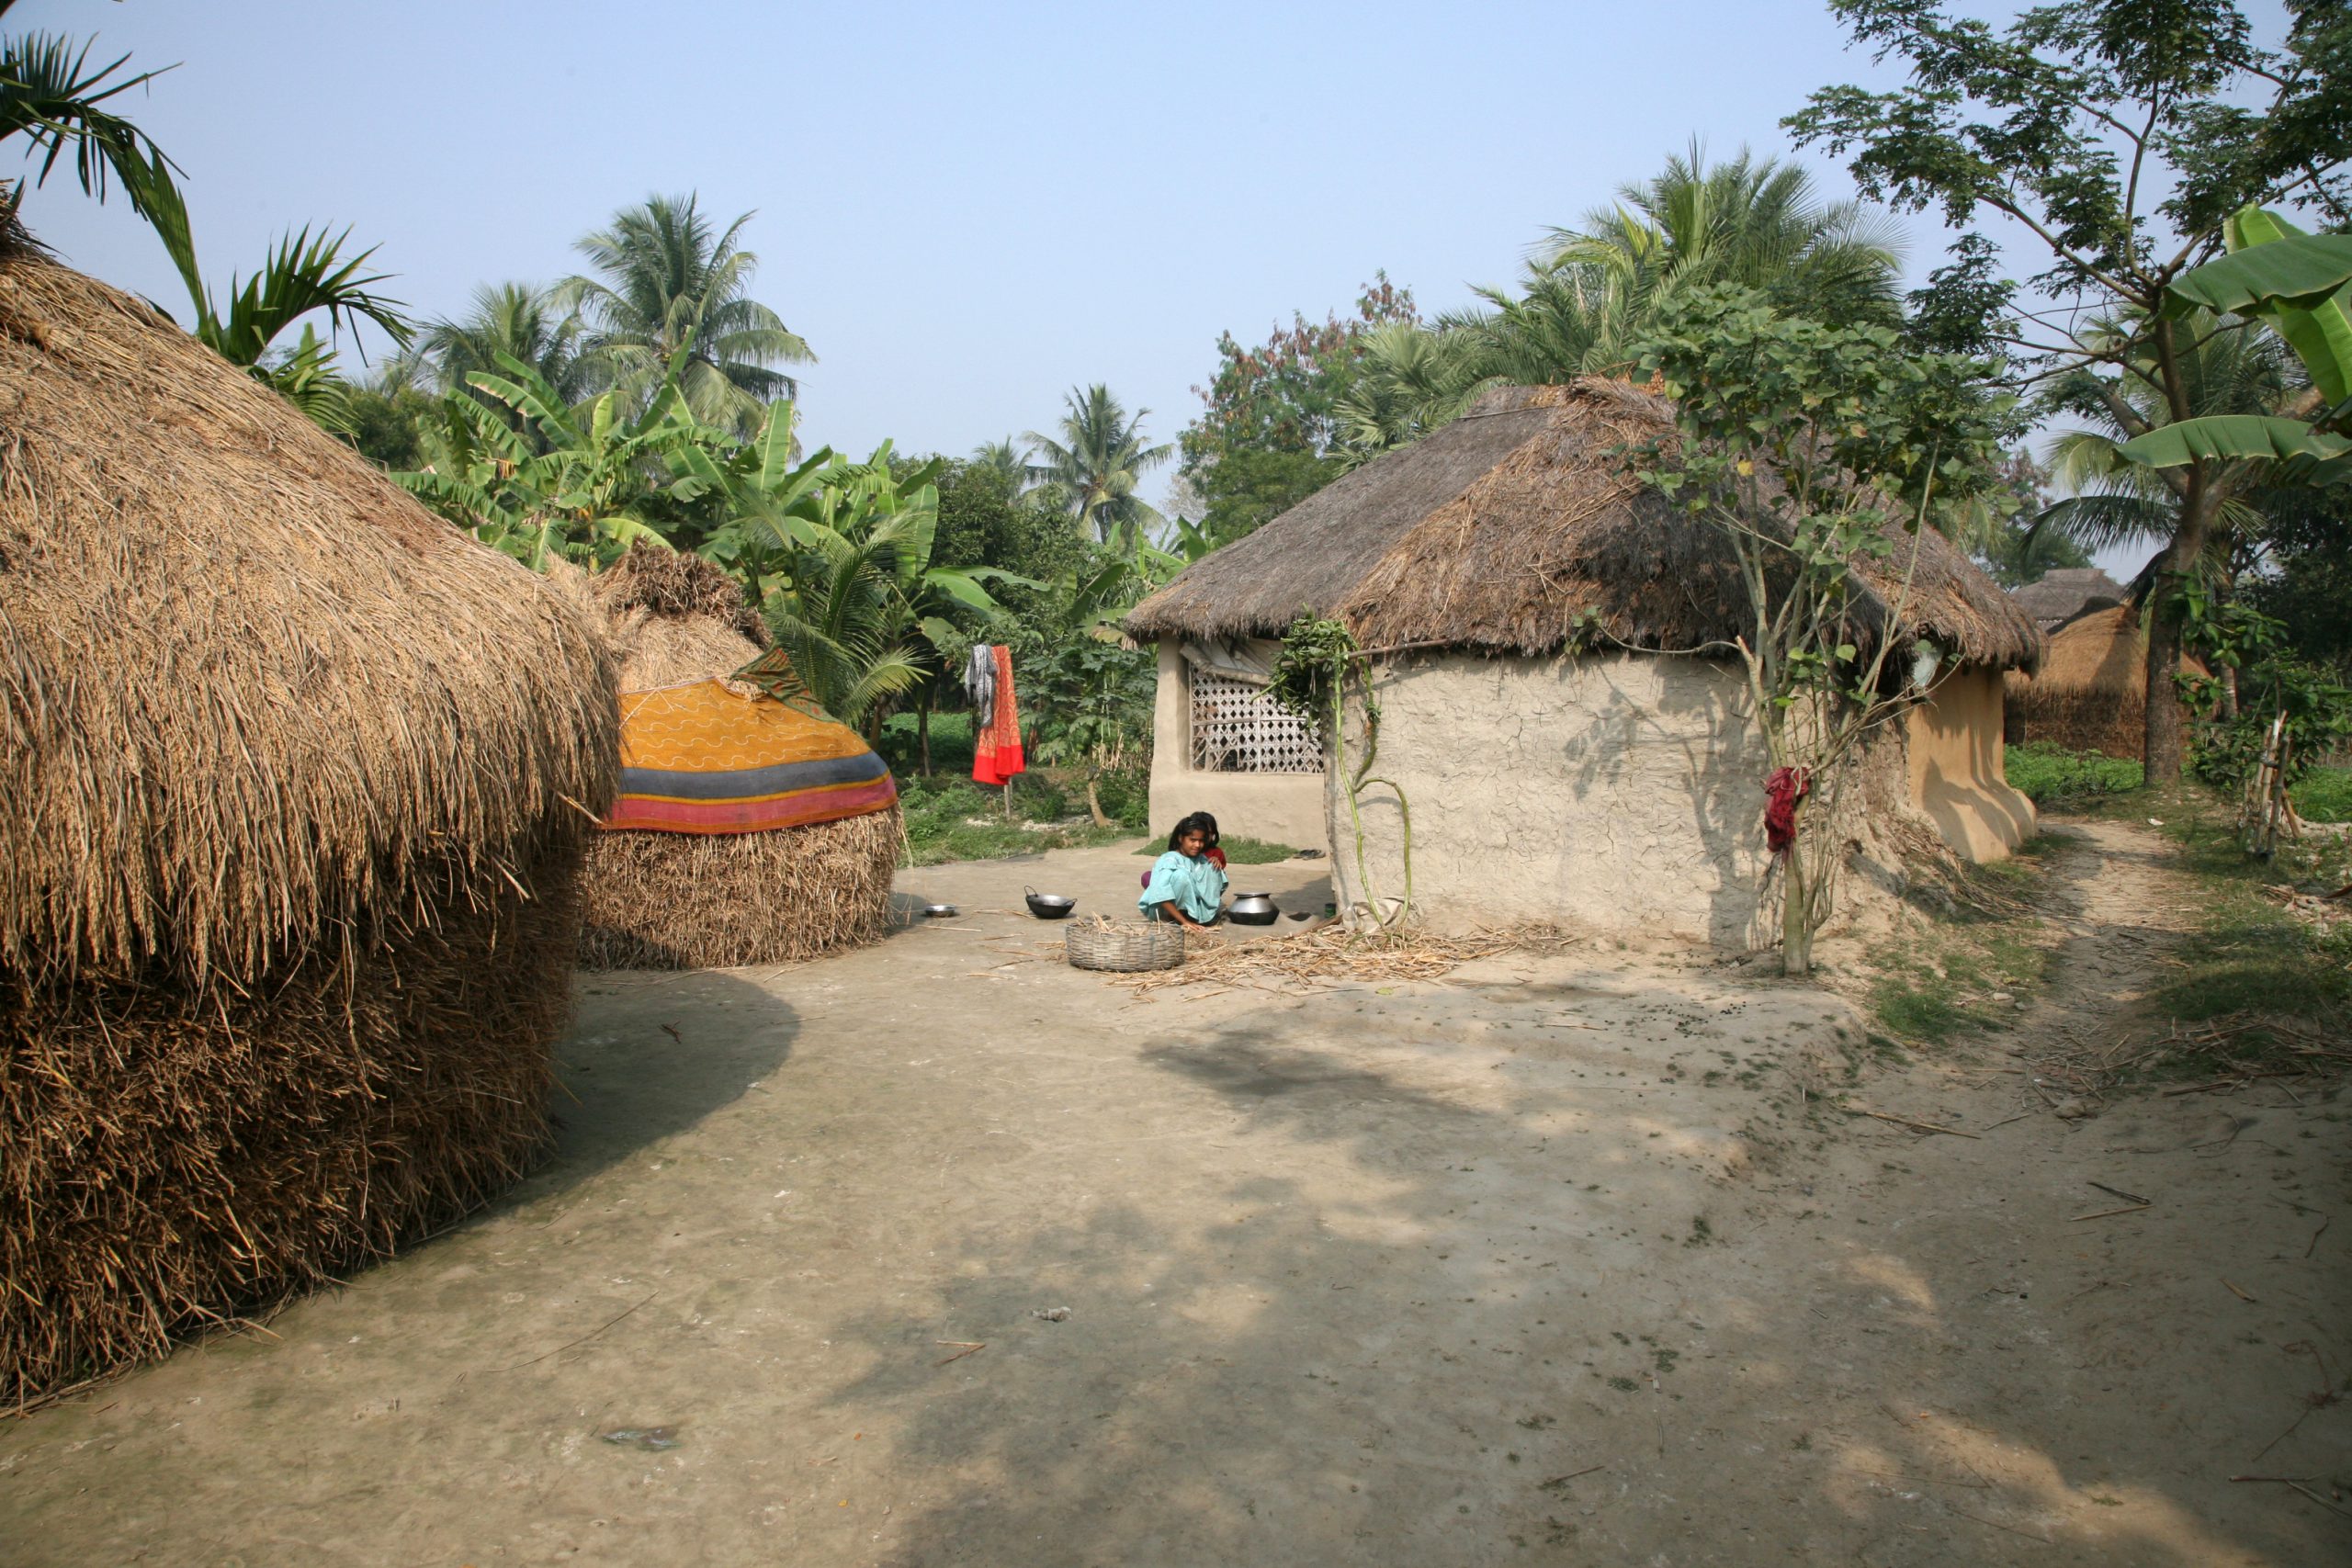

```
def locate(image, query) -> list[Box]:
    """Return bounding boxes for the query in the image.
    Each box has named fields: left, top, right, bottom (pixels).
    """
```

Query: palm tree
left=415, top=282, right=586, bottom=404
left=1339, top=146, right=1903, bottom=460
left=970, top=435, right=1033, bottom=495
left=0, top=5, right=179, bottom=227
left=2037, top=310, right=2298, bottom=589
left=1024, top=385, right=1173, bottom=552
left=559, top=194, right=812, bottom=434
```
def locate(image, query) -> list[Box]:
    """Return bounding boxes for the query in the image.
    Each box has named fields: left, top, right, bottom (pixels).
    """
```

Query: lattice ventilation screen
left=1189, top=669, right=1321, bottom=773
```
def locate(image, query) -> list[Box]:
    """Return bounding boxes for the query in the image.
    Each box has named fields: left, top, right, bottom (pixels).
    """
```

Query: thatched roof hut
left=1128, top=381, right=2041, bottom=942
left=0, top=239, right=617, bottom=1402
left=1129, top=381, right=2041, bottom=670
left=569, top=547, right=902, bottom=969
left=2008, top=567, right=2126, bottom=634
left=2006, top=604, right=2201, bottom=760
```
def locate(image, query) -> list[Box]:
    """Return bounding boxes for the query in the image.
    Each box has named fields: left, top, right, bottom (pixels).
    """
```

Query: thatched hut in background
left=564, top=547, right=903, bottom=969
left=0, top=240, right=617, bottom=1403
left=1128, top=381, right=2043, bottom=945
left=2005, top=603, right=2202, bottom=760
left=2008, top=566, right=2125, bottom=633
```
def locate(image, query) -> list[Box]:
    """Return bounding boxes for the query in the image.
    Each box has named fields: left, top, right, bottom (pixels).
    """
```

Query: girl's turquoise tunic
left=1139, top=851, right=1227, bottom=923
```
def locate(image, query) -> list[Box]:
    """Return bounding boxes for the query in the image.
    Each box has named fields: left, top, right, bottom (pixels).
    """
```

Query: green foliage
left=1274, top=614, right=1411, bottom=929
left=2172, top=594, right=2352, bottom=792
left=2005, top=741, right=2144, bottom=807
left=0, top=11, right=179, bottom=228
left=2139, top=810, right=2352, bottom=1038
left=1334, top=148, right=1904, bottom=462
left=2291, top=767, right=2352, bottom=824
left=1633, top=284, right=2010, bottom=971
left=896, top=775, right=1128, bottom=866
left=1025, top=384, right=1174, bottom=553
left=395, top=349, right=708, bottom=570
left=1787, top=0, right=2352, bottom=779
left=558, top=194, right=811, bottom=435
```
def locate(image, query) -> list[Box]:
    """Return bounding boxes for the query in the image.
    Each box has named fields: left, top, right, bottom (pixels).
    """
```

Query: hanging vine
left=1272, top=615, right=1414, bottom=930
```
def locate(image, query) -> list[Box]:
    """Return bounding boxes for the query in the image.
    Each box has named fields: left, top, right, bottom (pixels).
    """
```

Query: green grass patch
left=2006, top=741, right=2143, bottom=809
left=898, top=774, right=1134, bottom=867
left=1133, top=835, right=1302, bottom=863
left=1869, top=844, right=2060, bottom=1045
left=2291, top=765, right=2352, bottom=824
left=2135, top=807, right=2352, bottom=1060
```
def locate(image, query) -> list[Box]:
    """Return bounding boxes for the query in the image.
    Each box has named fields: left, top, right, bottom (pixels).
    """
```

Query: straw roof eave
left=1126, top=380, right=2043, bottom=675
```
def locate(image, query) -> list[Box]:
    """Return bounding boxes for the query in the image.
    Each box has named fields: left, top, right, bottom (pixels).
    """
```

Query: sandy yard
left=0, top=823, right=2344, bottom=1565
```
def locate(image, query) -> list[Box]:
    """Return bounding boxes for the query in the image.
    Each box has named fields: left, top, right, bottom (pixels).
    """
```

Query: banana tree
left=2122, top=208, right=2352, bottom=480
left=395, top=349, right=714, bottom=569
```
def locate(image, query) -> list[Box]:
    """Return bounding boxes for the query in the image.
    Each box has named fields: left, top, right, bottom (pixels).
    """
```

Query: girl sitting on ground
left=1140, top=812, right=1229, bottom=930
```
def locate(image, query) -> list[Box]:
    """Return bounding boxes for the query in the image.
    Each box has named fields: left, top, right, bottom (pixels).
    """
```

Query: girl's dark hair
left=1167, top=811, right=1218, bottom=853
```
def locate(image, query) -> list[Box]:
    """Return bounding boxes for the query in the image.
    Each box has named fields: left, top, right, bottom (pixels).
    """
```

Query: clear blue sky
left=18, top=1, right=2277, bottom=577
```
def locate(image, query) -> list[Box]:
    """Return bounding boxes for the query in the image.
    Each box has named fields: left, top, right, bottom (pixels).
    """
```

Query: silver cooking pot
left=1227, top=892, right=1279, bottom=926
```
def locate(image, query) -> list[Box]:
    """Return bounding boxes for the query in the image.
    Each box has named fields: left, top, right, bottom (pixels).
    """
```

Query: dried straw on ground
left=2006, top=604, right=2202, bottom=759
left=1127, top=380, right=2041, bottom=672
left=571, top=546, right=902, bottom=969
left=0, top=233, right=617, bottom=1405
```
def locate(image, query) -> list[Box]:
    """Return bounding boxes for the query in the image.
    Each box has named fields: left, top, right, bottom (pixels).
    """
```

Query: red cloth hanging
left=972, top=644, right=1025, bottom=786
left=1763, top=767, right=1811, bottom=854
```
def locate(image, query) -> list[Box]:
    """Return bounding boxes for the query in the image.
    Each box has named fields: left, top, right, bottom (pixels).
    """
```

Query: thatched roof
left=2008, top=566, right=2125, bottom=631
left=2012, top=604, right=2200, bottom=698
left=0, top=244, right=618, bottom=992
left=1128, top=380, right=2042, bottom=672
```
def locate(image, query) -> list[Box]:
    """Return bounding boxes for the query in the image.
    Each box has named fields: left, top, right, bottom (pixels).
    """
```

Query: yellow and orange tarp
left=605, top=679, right=898, bottom=835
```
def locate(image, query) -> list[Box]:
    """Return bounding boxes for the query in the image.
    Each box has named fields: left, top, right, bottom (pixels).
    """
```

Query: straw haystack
left=2006, top=604, right=2202, bottom=759
left=0, top=236, right=617, bottom=1403
left=570, top=547, right=902, bottom=969
left=1129, top=381, right=2042, bottom=943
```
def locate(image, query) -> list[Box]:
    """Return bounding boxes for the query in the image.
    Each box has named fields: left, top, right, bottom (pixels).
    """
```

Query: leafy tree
left=1025, top=383, right=1174, bottom=553
left=930, top=457, right=1085, bottom=584
left=560, top=194, right=812, bottom=435
left=1965, top=453, right=2093, bottom=586
left=2245, top=486, right=2352, bottom=675
left=344, top=354, right=434, bottom=470
left=1337, top=149, right=1901, bottom=458
left=1632, top=285, right=2012, bottom=975
left=1180, top=273, right=1418, bottom=472
left=1785, top=0, right=2352, bottom=780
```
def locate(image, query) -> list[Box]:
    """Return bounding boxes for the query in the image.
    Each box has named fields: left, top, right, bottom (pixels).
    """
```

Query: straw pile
left=2006, top=604, right=2203, bottom=759
left=0, top=233, right=617, bottom=1404
left=571, top=547, right=902, bottom=969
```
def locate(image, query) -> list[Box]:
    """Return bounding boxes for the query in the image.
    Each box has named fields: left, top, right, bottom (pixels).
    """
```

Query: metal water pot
left=1227, top=892, right=1279, bottom=926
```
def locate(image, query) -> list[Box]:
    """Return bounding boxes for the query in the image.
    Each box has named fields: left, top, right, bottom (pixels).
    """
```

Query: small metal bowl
left=1024, top=886, right=1077, bottom=919
left=922, top=903, right=958, bottom=919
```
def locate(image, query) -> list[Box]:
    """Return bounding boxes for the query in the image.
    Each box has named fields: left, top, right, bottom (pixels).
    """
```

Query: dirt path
left=0, top=829, right=2343, bottom=1566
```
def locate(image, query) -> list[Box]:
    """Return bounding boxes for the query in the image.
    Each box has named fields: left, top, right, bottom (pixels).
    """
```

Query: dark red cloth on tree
left=1764, top=767, right=1810, bottom=854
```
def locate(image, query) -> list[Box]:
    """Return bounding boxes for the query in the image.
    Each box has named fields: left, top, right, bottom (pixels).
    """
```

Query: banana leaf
left=2116, top=414, right=2351, bottom=468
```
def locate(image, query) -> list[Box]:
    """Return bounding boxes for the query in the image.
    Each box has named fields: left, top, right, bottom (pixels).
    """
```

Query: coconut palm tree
left=415, top=282, right=586, bottom=404
left=1339, top=147, right=1904, bottom=460
left=1024, top=385, right=1173, bottom=552
left=970, top=435, right=1033, bottom=495
left=559, top=194, right=812, bottom=435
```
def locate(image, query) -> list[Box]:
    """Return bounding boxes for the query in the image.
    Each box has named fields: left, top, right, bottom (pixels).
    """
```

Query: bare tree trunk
left=1086, top=775, right=1112, bottom=828
left=2143, top=479, right=2214, bottom=784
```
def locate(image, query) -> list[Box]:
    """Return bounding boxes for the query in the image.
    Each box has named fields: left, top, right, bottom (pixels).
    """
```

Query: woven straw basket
left=1067, top=918, right=1185, bottom=972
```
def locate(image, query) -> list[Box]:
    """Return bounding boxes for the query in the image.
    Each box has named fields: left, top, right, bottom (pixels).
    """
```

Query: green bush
left=2293, top=765, right=2352, bottom=824
left=1091, top=766, right=1150, bottom=829
left=2006, top=741, right=2142, bottom=807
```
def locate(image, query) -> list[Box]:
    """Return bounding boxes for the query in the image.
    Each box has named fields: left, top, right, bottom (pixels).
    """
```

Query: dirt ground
left=1, top=823, right=2345, bottom=1566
